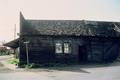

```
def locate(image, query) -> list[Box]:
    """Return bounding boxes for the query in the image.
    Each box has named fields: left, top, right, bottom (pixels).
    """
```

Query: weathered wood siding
left=19, top=36, right=54, bottom=64
left=19, top=36, right=79, bottom=64
left=19, top=35, right=120, bottom=64
left=87, top=37, right=120, bottom=63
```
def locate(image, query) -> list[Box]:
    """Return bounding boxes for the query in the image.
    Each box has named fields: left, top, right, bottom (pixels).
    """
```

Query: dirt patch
left=0, top=62, right=14, bottom=73
left=0, top=63, right=4, bottom=67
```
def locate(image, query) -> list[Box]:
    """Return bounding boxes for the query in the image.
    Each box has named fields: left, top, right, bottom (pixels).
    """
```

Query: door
left=78, top=45, right=88, bottom=63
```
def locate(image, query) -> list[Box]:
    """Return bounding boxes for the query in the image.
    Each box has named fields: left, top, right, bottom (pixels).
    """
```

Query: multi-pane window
left=64, top=43, right=71, bottom=53
left=55, top=41, right=71, bottom=54
left=55, top=42, right=62, bottom=53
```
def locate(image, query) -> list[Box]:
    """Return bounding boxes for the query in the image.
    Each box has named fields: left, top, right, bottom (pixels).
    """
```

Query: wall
left=19, top=35, right=120, bottom=65
left=87, top=37, right=120, bottom=63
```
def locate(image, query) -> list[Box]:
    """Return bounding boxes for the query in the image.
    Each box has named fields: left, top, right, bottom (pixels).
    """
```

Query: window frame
left=63, top=42, right=71, bottom=54
left=55, top=40, right=72, bottom=54
left=55, top=41, right=63, bottom=54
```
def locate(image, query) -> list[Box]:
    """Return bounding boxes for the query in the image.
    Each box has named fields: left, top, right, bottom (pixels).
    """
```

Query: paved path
left=26, top=62, right=120, bottom=80
left=0, top=55, right=120, bottom=80
left=0, top=55, right=14, bottom=73
left=0, top=55, right=53, bottom=80
left=0, top=62, right=13, bottom=73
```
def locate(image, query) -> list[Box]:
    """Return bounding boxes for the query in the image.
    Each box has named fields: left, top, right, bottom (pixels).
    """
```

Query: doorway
left=78, top=45, right=88, bottom=63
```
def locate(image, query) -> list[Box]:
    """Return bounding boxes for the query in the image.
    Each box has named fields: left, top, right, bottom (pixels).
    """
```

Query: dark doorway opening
left=78, top=45, right=88, bottom=63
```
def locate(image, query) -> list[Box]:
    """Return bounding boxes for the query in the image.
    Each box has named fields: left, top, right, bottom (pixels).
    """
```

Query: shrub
left=7, top=58, right=19, bottom=65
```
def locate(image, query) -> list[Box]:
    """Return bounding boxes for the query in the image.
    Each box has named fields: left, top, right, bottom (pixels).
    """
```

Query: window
left=55, top=42, right=62, bottom=53
left=64, top=43, right=71, bottom=53
left=55, top=40, right=71, bottom=54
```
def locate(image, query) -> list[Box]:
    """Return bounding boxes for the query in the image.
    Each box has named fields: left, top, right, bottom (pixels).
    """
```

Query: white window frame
left=64, top=43, right=71, bottom=54
left=55, top=42, right=63, bottom=53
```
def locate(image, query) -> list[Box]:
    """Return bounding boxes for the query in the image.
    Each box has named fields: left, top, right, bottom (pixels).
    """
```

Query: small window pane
left=55, top=43, right=62, bottom=53
left=64, top=43, right=71, bottom=53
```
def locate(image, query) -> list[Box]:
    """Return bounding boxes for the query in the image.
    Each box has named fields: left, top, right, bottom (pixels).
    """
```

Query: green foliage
left=25, top=63, right=35, bottom=69
left=7, top=58, right=19, bottom=65
left=20, top=63, right=69, bottom=69
left=0, top=52, right=9, bottom=55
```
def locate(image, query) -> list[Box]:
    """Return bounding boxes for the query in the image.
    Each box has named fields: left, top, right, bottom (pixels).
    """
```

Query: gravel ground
left=0, top=55, right=120, bottom=80
left=0, top=56, right=14, bottom=73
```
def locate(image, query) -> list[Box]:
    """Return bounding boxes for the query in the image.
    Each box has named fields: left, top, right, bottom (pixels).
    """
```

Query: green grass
left=7, top=58, right=19, bottom=65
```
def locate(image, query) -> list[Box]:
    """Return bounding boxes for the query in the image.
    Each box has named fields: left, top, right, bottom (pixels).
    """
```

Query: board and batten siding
left=19, top=35, right=120, bottom=64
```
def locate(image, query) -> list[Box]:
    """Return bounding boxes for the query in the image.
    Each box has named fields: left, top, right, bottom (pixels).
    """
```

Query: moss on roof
left=21, top=20, right=120, bottom=37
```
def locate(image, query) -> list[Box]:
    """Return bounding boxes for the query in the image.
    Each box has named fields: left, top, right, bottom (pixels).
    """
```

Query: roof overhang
left=3, top=38, right=19, bottom=48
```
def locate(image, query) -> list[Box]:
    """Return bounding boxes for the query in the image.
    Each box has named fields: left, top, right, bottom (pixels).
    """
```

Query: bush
left=7, top=58, right=19, bottom=65
left=20, top=63, right=69, bottom=69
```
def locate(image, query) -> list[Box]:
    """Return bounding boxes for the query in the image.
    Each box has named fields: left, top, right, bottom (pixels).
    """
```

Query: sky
left=0, top=0, right=120, bottom=42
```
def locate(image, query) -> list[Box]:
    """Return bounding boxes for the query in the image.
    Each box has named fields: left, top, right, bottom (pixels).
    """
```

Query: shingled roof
left=20, top=13, right=120, bottom=37
left=3, top=38, right=19, bottom=48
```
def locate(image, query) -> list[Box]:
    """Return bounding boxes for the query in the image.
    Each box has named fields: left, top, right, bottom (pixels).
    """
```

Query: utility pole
left=24, top=41, right=29, bottom=65
left=14, top=24, right=16, bottom=40
left=14, top=24, right=16, bottom=58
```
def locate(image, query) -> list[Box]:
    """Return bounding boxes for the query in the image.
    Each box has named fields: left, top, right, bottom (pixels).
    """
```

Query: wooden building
left=4, top=13, right=120, bottom=65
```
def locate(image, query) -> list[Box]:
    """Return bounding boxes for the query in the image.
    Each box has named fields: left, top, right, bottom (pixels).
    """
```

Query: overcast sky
left=0, top=0, right=120, bottom=42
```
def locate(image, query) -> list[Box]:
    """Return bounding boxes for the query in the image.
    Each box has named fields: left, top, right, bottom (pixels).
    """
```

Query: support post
left=24, top=41, right=29, bottom=65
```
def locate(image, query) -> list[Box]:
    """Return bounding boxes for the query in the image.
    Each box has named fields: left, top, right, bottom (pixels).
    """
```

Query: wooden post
left=13, top=48, right=16, bottom=58
left=24, top=41, right=29, bottom=65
